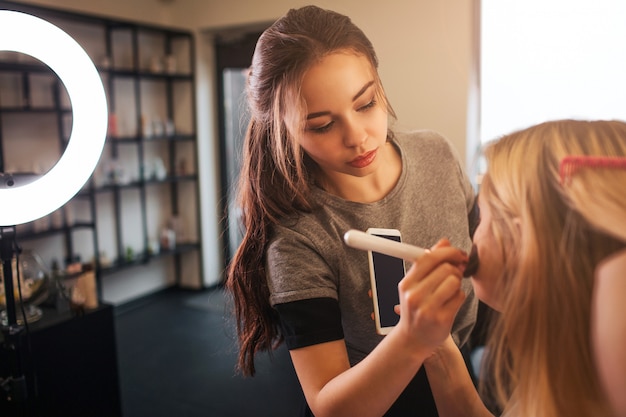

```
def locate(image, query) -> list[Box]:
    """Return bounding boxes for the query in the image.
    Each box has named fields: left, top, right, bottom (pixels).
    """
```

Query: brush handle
left=343, top=229, right=426, bottom=261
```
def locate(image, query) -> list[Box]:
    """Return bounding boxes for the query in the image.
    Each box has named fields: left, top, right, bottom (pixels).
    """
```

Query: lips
left=349, top=149, right=377, bottom=168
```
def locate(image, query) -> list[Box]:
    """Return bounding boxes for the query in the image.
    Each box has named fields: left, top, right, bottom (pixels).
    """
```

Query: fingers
left=419, top=245, right=468, bottom=272
left=400, top=246, right=466, bottom=296
left=405, top=262, right=462, bottom=300
left=395, top=274, right=465, bottom=350
left=399, top=265, right=464, bottom=315
left=430, top=237, right=452, bottom=251
left=396, top=245, right=467, bottom=337
left=372, top=241, right=468, bottom=342
left=428, top=273, right=465, bottom=311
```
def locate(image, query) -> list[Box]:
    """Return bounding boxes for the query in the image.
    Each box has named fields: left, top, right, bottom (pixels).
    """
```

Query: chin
left=471, top=277, right=502, bottom=312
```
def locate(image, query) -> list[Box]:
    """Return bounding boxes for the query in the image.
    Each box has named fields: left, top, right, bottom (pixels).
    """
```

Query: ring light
left=0, top=10, right=107, bottom=226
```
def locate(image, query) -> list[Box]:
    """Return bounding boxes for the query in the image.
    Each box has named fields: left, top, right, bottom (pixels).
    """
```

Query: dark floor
left=114, top=287, right=305, bottom=417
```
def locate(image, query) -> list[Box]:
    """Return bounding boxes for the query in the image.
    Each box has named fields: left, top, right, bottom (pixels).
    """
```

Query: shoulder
left=596, top=248, right=626, bottom=283
left=268, top=213, right=341, bottom=263
left=394, top=129, right=458, bottom=158
left=266, top=216, right=345, bottom=304
left=393, top=129, right=463, bottom=174
left=269, top=217, right=323, bottom=254
left=394, top=129, right=477, bottom=218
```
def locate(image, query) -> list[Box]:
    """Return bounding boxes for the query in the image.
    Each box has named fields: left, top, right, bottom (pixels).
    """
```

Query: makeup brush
left=343, top=229, right=479, bottom=278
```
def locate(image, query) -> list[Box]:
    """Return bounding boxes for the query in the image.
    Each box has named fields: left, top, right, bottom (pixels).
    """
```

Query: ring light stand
left=0, top=10, right=107, bottom=406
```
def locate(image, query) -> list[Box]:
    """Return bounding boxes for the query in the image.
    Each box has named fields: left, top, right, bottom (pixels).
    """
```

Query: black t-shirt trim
left=275, top=297, right=344, bottom=350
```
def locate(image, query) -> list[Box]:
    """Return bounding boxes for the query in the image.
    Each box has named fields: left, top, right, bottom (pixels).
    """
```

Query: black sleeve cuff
left=275, top=297, right=344, bottom=350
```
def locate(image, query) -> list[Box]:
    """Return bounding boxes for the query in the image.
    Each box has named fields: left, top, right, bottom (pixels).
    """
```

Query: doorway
left=215, top=29, right=265, bottom=265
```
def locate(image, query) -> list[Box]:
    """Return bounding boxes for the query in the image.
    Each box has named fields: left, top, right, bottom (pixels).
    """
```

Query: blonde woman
left=426, top=120, right=625, bottom=417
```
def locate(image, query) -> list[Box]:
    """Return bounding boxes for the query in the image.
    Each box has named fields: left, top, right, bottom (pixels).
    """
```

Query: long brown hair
left=480, top=120, right=626, bottom=417
left=224, top=5, right=396, bottom=376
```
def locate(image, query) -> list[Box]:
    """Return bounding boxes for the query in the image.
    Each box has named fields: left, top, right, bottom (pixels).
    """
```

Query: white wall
left=10, top=0, right=474, bottom=300
left=172, top=0, right=473, bottom=159
left=11, top=0, right=178, bottom=27
left=17, top=0, right=473, bottom=156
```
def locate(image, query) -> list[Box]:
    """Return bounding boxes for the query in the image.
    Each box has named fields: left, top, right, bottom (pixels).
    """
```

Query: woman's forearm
left=295, top=330, right=433, bottom=417
left=424, top=336, right=493, bottom=417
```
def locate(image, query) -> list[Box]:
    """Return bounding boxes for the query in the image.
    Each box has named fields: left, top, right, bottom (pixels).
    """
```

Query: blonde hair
left=562, top=154, right=626, bottom=243
left=480, top=119, right=626, bottom=417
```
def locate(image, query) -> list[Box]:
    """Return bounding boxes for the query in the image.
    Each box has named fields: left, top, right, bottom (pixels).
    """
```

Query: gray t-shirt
left=266, top=130, right=477, bottom=365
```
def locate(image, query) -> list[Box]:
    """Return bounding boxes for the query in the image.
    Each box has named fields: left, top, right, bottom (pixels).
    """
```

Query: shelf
left=84, top=175, right=197, bottom=192
left=107, top=133, right=196, bottom=143
left=0, top=106, right=72, bottom=113
left=99, top=67, right=193, bottom=80
left=0, top=0, right=203, bottom=301
left=99, top=242, right=200, bottom=276
left=16, top=222, right=97, bottom=241
left=0, top=61, right=52, bottom=73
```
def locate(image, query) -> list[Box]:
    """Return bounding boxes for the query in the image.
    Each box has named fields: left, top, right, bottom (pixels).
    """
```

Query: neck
left=319, top=142, right=402, bottom=203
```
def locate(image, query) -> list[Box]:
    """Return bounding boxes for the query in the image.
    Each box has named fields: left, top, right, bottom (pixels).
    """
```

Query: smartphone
left=366, top=228, right=406, bottom=335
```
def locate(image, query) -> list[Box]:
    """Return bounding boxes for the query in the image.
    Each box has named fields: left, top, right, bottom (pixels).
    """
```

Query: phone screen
left=371, top=234, right=405, bottom=329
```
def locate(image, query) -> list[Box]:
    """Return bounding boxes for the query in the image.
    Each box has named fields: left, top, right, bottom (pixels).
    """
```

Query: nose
left=342, top=117, right=367, bottom=148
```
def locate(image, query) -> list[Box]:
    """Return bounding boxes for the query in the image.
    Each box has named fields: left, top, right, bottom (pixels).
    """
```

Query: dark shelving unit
left=0, top=0, right=203, bottom=297
left=0, top=3, right=203, bottom=414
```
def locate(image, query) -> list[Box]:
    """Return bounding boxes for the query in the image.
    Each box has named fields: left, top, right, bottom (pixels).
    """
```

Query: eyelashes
left=306, top=99, right=378, bottom=134
left=309, top=122, right=333, bottom=134
left=359, top=99, right=377, bottom=111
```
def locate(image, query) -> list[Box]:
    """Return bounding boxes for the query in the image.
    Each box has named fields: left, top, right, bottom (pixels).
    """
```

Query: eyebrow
left=306, top=80, right=375, bottom=120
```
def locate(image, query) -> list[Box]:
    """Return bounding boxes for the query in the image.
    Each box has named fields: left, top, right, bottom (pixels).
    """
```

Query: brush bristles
left=463, top=244, right=479, bottom=278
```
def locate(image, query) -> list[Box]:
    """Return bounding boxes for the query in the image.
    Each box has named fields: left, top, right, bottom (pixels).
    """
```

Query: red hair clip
left=559, top=155, right=626, bottom=185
